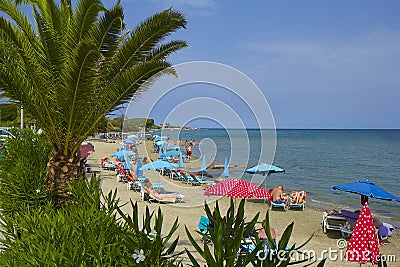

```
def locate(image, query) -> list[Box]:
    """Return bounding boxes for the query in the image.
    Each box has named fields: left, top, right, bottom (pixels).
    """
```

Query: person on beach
left=258, top=219, right=276, bottom=243
left=142, top=157, right=149, bottom=165
left=186, top=145, right=192, bottom=161
left=144, top=183, right=178, bottom=199
left=290, top=190, right=305, bottom=204
left=272, top=185, right=288, bottom=203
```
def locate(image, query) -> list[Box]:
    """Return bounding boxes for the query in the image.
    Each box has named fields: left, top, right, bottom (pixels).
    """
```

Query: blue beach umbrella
left=224, top=158, right=229, bottom=178
left=123, top=138, right=136, bottom=144
left=136, top=157, right=143, bottom=177
left=164, top=150, right=186, bottom=157
left=332, top=180, right=400, bottom=204
left=158, top=148, right=167, bottom=160
left=246, top=163, right=285, bottom=203
left=110, top=149, right=125, bottom=162
left=124, top=150, right=136, bottom=157
left=200, top=155, right=207, bottom=173
left=155, top=140, right=167, bottom=147
left=245, top=164, right=285, bottom=176
left=139, top=160, right=177, bottom=171
left=199, top=155, right=207, bottom=178
left=123, top=152, right=132, bottom=170
left=178, top=154, right=184, bottom=168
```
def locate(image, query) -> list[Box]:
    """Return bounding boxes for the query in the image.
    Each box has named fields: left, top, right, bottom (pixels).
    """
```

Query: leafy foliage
left=185, top=199, right=263, bottom=267
left=0, top=129, right=52, bottom=217
left=0, top=0, right=187, bottom=157
left=0, top=177, right=182, bottom=266
left=186, top=199, right=326, bottom=267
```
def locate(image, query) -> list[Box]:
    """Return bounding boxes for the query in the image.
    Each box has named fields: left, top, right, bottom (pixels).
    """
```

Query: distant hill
left=123, top=118, right=155, bottom=131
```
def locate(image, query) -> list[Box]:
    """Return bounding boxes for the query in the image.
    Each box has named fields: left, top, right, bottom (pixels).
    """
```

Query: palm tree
left=0, top=0, right=187, bottom=206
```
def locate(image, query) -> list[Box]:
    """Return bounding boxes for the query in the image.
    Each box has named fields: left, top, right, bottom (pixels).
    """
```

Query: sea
left=156, top=129, right=400, bottom=225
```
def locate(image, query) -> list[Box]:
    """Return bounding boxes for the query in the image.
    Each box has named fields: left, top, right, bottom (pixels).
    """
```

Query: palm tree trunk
left=46, top=151, right=85, bottom=207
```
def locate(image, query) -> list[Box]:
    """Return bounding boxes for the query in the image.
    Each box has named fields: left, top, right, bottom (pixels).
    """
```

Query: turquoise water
left=158, top=129, right=400, bottom=222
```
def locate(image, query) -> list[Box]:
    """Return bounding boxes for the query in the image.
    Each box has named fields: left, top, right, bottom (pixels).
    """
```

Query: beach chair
left=190, top=173, right=215, bottom=187
left=182, top=172, right=199, bottom=185
left=340, top=210, right=360, bottom=238
left=266, top=189, right=288, bottom=211
left=169, top=169, right=179, bottom=180
left=322, top=211, right=347, bottom=234
left=198, top=216, right=210, bottom=233
left=288, top=191, right=306, bottom=210
left=147, top=190, right=177, bottom=204
left=176, top=171, right=188, bottom=182
left=102, top=161, right=116, bottom=171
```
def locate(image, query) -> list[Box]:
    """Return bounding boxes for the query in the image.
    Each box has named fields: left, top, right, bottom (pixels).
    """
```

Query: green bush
left=0, top=129, right=52, bottom=217
left=0, top=130, right=182, bottom=266
left=0, top=178, right=182, bottom=266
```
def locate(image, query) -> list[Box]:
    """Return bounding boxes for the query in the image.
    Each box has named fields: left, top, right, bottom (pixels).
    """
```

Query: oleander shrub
left=0, top=129, right=52, bottom=217
left=0, top=130, right=182, bottom=265
left=0, top=177, right=183, bottom=266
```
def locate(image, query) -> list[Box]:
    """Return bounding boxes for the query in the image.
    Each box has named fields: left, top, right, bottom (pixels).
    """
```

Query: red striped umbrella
left=345, top=203, right=380, bottom=265
left=204, top=178, right=269, bottom=199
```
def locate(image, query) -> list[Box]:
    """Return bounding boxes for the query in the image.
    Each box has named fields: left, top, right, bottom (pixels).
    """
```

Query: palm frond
left=106, top=8, right=187, bottom=79
left=0, top=0, right=187, bottom=156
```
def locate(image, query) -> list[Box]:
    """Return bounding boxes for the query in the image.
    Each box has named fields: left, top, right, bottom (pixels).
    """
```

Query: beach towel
left=378, top=222, right=395, bottom=237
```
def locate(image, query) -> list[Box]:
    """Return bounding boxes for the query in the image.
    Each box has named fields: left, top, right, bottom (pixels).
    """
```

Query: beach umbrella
left=199, top=155, right=207, bottom=178
left=155, top=141, right=168, bottom=148
left=223, top=158, right=229, bottom=178
left=123, top=152, right=132, bottom=170
left=158, top=148, right=164, bottom=159
left=246, top=163, right=285, bottom=203
left=124, top=150, right=136, bottom=157
left=245, top=164, right=285, bottom=176
left=345, top=202, right=380, bottom=265
left=110, top=149, right=125, bottom=162
left=204, top=178, right=270, bottom=199
left=139, top=160, right=177, bottom=171
left=178, top=153, right=184, bottom=168
left=163, top=150, right=186, bottom=157
left=163, top=144, right=184, bottom=151
left=136, top=157, right=143, bottom=177
left=332, top=180, right=400, bottom=205
left=123, top=138, right=136, bottom=144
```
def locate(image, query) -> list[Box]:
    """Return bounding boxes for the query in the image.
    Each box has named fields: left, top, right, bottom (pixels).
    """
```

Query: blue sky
left=111, top=0, right=400, bottom=129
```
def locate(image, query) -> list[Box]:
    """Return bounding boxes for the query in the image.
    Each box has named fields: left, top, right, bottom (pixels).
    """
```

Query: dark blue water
left=158, top=129, right=400, bottom=221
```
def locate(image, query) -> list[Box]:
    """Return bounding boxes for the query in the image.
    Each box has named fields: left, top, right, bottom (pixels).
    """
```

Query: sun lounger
left=189, top=173, right=215, bottom=187
left=198, top=216, right=210, bottom=233
left=265, top=189, right=288, bottom=211
left=102, top=161, right=115, bottom=171
left=322, top=212, right=347, bottom=233
left=288, top=191, right=306, bottom=210
left=270, top=200, right=288, bottom=211
left=339, top=210, right=360, bottom=238
left=147, top=190, right=177, bottom=203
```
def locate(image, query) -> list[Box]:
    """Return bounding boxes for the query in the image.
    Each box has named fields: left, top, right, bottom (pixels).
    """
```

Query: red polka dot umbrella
left=204, top=178, right=270, bottom=199
left=345, top=203, right=380, bottom=265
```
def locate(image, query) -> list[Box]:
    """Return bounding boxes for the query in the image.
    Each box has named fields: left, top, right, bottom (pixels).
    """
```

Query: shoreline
left=87, top=139, right=400, bottom=266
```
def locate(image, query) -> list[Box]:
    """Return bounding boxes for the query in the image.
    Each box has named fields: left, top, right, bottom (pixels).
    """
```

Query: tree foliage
left=0, top=0, right=187, bottom=156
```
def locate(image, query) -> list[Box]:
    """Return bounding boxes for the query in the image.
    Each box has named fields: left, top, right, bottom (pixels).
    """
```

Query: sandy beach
left=86, top=140, right=400, bottom=266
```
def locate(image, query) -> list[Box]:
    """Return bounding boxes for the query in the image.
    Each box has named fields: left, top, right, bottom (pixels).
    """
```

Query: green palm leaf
left=0, top=0, right=187, bottom=206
